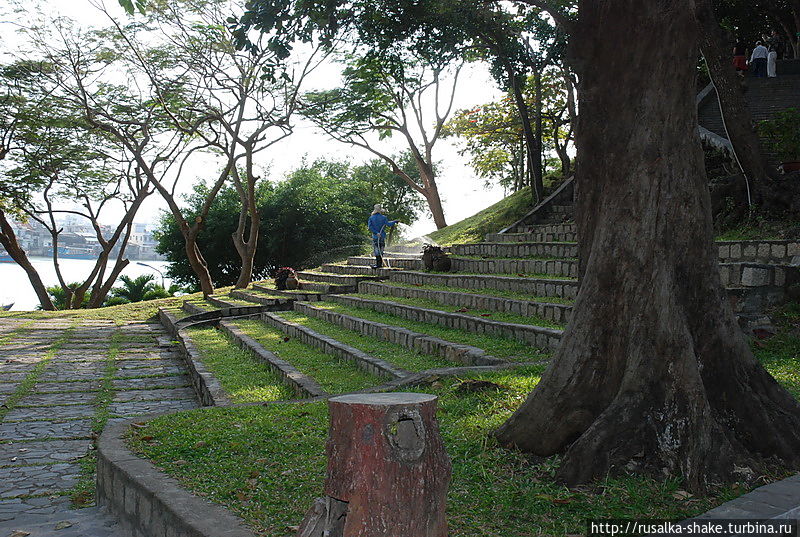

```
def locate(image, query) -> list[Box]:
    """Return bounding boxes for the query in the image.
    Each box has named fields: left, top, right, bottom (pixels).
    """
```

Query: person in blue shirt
left=367, top=204, right=398, bottom=269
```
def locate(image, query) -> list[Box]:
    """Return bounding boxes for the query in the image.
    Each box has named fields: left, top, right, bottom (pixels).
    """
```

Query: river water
left=0, top=257, right=172, bottom=311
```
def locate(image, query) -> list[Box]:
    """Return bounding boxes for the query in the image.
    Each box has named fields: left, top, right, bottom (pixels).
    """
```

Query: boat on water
left=0, top=253, right=14, bottom=263
left=1, top=303, right=12, bottom=311
left=57, top=246, right=96, bottom=260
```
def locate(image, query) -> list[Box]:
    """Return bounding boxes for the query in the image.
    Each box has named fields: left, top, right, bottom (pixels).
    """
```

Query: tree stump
left=297, top=393, right=451, bottom=537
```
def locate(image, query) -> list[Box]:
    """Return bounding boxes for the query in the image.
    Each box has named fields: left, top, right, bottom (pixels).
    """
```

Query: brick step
left=387, top=271, right=579, bottom=300
left=450, top=242, right=578, bottom=259
left=251, top=282, right=325, bottom=302
left=327, top=295, right=562, bottom=350
left=358, top=281, right=572, bottom=325
left=550, top=204, right=575, bottom=214
left=320, top=263, right=398, bottom=276
left=485, top=231, right=578, bottom=243
left=260, top=312, right=409, bottom=379
left=449, top=239, right=800, bottom=265
left=346, top=256, right=423, bottom=269
left=296, top=271, right=380, bottom=286
left=298, top=280, right=355, bottom=294
left=293, top=302, right=506, bottom=366
left=218, top=320, right=327, bottom=398
left=451, top=257, right=579, bottom=278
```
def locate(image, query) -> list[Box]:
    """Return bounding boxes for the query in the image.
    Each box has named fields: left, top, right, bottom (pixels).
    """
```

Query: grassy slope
left=425, top=187, right=535, bottom=246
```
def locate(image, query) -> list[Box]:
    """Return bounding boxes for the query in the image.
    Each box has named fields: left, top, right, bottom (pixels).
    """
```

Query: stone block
left=757, top=243, right=770, bottom=259
left=772, top=244, right=787, bottom=259
left=741, top=266, right=772, bottom=287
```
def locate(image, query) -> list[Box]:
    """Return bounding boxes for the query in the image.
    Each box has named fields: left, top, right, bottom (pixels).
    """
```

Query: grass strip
left=374, top=280, right=575, bottom=305
left=233, top=319, right=382, bottom=393
left=279, top=311, right=452, bottom=372
left=0, top=326, right=74, bottom=422
left=187, top=326, right=294, bottom=403
left=452, top=254, right=579, bottom=262
left=315, top=301, right=548, bottom=362
left=70, top=329, right=121, bottom=506
left=753, top=303, right=800, bottom=399
left=422, top=270, right=576, bottom=281
left=128, top=363, right=751, bottom=537
left=351, top=293, right=565, bottom=330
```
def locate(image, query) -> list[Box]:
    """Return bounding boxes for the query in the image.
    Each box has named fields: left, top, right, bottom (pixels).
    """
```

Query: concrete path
left=0, top=319, right=199, bottom=537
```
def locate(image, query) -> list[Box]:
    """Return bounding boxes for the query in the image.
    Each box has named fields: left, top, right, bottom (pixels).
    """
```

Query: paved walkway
left=0, top=319, right=199, bottom=537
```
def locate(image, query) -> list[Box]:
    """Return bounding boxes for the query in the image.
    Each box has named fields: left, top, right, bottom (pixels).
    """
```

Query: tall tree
left=495, top=0, right=800, bottom=491
left=302, top=52, right=460, bottom=229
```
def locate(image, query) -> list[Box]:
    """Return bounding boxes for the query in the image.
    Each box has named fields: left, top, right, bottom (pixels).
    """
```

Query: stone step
left=485, top=231, right=577, bottom=243
left=252, top=282, right=325, bottom=302
left=450, top=242, right=578, bottom=259
left=327, top=295, right=562, bottom=350
left=294, top=302, right=506, bottom=366
left=320, top=263, right=397, bottom=276
left=358, top=281, right=572, bottom=325
left=298, top=280, right=355, bottom=294
left=229, top=289, right=290, bottom=306
left=296, top=271, right=380, bottom=286
left=387, top=271, right=579, bottom=300
left=450, top=257, right=578, bottom=278
left=346, top=256, right=423, bottom=270
left=260, top=312, right=409, bottom=379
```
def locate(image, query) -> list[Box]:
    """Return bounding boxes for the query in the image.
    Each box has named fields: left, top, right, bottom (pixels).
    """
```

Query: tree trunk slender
left=0, top=210, right=55, bottom=310
left=495, top=0, right=800, bottom=492
left=185, top=232, right=214, bottom=296
left=507, top=64, right=544, bottom=204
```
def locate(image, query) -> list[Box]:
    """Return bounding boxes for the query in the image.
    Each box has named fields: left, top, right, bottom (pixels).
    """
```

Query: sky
left=1, top=0, right=509, bottom=240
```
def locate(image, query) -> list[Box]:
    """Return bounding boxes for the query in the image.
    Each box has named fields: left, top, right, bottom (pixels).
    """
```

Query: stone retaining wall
left=158, top=308, right=232, bottom=407
left=450, top=242, right=578, bottom=259
left=717, top=241, right=800, bottom=264
left=218, top=320, right=326, bottom=398
left=328, top=295, right=562, bottom=350
left=294, top=301, right=506, bottom=366
left=719, top=262, right=800, bottom=287
left=451, top=257, right=578, bottom=278
left=97, top=418, right=258, bottom=537
left=260, top=312, right=409, bottom=379
left=358, top=282, right=572, bottom=324
left=388, top=271, right=579, bottom=299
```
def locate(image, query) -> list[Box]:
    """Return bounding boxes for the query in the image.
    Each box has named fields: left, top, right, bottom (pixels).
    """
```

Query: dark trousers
left=752, top=58, right=767, bottom=77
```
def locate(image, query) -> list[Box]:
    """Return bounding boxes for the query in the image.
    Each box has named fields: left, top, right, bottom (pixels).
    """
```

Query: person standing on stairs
left=767, top=45, right=778, bottom=78
left=367, top=204, right=398, bottom=269
left=749, top=41, right=769, bottom=78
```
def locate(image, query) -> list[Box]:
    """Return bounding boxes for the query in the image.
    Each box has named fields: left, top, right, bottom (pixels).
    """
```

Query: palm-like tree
left=109, top=274, right=157, bottom=303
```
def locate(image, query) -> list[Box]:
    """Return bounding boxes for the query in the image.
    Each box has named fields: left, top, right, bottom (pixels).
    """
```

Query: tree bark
left=422, top=173, right=448, bottom=230
left=496, top=0, right=800, bottom=492
left=0, top=210, right=55, bottom=310
left=232, top=154, right=260, bottom=289
left=185, top=231, right=214, bottom=296
left=507, top=64, right=544, bottom=204
left=695, top=0, right=777, bottom=199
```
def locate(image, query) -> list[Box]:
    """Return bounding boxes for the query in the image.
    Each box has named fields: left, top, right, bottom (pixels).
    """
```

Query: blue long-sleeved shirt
left=368, top=213, right=397, bottom=239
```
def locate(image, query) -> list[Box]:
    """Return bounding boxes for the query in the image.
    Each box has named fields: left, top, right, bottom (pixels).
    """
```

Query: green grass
left=426, top=187, right=537, bottom=246
left=0, top=297, right=188, bottom=323
left=232, top=319, right=382, bottom=393
left=374, top=280, right=575, bottom=305
left=754, top=303, right=800, bottom=399
left=314, top=301, right=549, bottom=362
left=129, top=364, right=749, bottom=537
left=279, top=310, right=453, bottom=371
left=453, top=254, right=578, bottom=262
left=251, top=280, right=320, bottom=295
left=187, top=326, right=294, bottom=403
left=351, top=293, right=565, bottom=330
left=0, top=326, right=74, bottom=422
left=70, top=329, right=121, bottom=507
left=0, top=320, right=35, bottom=346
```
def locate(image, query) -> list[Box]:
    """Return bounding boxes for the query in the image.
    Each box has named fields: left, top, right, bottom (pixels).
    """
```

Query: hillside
left=420, top=187, right=534, bottom=246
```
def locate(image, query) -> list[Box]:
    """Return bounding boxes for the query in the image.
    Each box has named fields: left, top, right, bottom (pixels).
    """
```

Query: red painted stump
left=297, top=393, right=451, bottom=537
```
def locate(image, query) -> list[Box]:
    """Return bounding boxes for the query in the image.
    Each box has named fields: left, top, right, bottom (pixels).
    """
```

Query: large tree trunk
left=0, top=210, right=55, bottom=310
left=695, top=0, right=776, bottom=200
left=418, top=166, right=447, bottom=230
left=495, top=0, right=800, bottom=492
